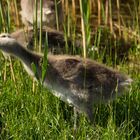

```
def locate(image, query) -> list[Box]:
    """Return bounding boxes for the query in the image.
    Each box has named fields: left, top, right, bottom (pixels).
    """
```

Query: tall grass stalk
left=13, top=0, right=20, bottom=27
left=79, top=0, right=87, bottom=58
left=55, top=0, right=59, bottom=30
left=98, top=0, right=101, bottom=25
left=39, top=0, right=43, bottom=53
left=0, top=2, right=5, bottom=32
left=34, top=0, right=38, bottom=51
left=105, top=0, right=109, bottom=25
left=134, top=0, right=140, bottom=34
left=116, top=0, right=121, bottom=35
left=109, top=0, right=113, bottom=33
left=41, top=32, right=48, bottom=83
left=6, top=0, right=11, bottom=32
left=79, top=0, right=91, bottom=59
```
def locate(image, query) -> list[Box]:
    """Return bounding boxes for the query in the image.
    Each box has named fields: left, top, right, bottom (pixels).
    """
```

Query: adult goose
left=20, top=0, right=63, bottom=29
left=0, top=33, right=132, bottom=122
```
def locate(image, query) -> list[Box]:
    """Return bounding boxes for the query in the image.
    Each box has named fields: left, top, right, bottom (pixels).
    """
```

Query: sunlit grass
left=0, top=58, right=139, bottom=139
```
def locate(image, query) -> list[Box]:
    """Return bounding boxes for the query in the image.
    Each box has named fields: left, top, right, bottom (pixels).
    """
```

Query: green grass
left=0, top=0, right=140, bottom=139
left=0, top=55, right=140, bottom=139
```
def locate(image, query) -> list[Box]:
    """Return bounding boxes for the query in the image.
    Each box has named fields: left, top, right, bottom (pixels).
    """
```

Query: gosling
left=0, top=33, right=132, bottom=122
left=10, top=27, right=81, bottom=54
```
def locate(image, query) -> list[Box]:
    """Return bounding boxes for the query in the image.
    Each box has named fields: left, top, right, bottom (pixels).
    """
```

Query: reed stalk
left=79, top=0, right=87, bottom=58
left=39, top=0, right=43, bottom=53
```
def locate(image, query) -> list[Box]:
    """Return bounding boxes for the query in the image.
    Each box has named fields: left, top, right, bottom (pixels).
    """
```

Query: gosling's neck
left=10, top=43, right=43, bottom=80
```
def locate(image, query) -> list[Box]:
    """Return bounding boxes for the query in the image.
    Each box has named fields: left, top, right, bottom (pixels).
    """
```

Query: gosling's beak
left=43, top=8, right=54, bottom=15
left=119, top=78, right=133, bottom=86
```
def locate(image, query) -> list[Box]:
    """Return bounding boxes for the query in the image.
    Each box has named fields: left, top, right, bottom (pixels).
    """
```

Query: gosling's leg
left=86, top=107, right=94, bottom=124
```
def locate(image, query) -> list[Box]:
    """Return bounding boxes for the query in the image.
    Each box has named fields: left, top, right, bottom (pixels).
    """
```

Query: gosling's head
left=0, top=33, right=11, bottom=38
left=20, top=0, right=60, bottom=28
left=116, top=76, right=133, bottom=97
left=0, top=33, right=20, bottom=55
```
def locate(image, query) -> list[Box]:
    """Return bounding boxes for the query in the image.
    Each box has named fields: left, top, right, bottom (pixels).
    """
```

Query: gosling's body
left=0, top=34, right=132, bottom=122
left=20, top=0, right=63, bottom=29
left=10, top=28, right=81, bottom=54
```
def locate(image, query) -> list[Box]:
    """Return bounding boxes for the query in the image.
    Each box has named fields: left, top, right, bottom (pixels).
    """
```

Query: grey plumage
left=10, top=27, right=81, bottom=54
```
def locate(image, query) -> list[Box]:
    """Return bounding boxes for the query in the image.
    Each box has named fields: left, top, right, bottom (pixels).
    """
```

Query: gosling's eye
left=0, top=34, right=11, bottom=38
left=1, top=35, right=6, bottom=37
